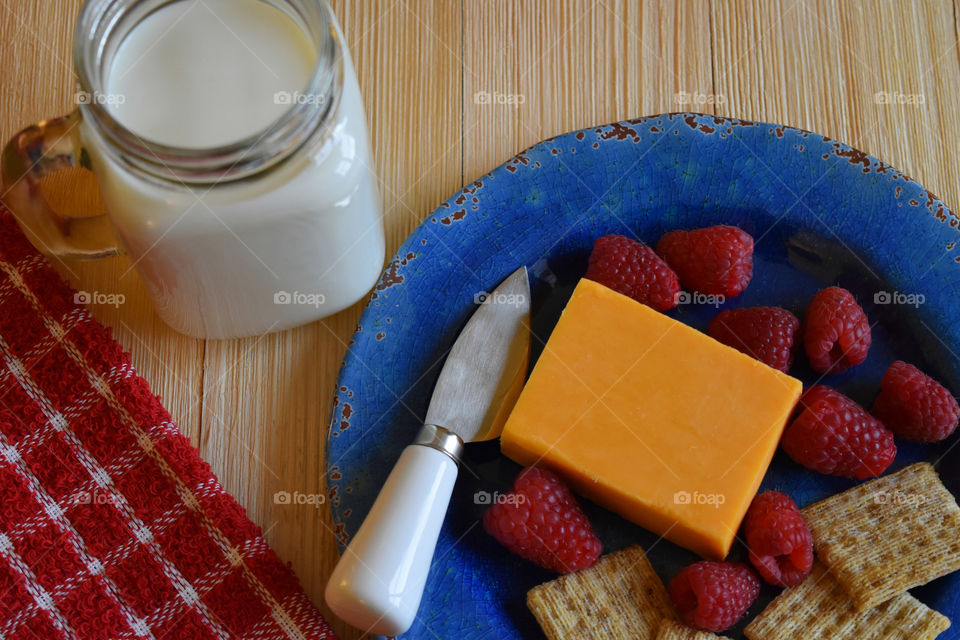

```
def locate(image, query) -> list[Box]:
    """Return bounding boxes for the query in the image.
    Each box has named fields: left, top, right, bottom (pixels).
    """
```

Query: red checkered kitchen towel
left=0, top=206, right=337, bottom=639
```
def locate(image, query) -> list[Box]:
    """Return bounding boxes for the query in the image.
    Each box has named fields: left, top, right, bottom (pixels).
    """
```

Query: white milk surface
left=107, top=0, right=317, bottom=148
left=86, top=0, right=385, bottom=338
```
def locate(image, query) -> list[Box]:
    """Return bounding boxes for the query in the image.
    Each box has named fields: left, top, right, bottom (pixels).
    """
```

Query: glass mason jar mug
left=1, top=0, right=385, bottom=339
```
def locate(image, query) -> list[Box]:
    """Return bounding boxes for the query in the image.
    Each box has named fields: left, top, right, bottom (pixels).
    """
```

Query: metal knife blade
left=424, top=266, right=531, bottom=443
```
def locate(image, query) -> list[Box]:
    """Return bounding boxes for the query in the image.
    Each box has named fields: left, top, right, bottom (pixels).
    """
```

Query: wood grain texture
left=463, top=0, right=714, bottom=181
left=1, top=2, right=959, bottom=639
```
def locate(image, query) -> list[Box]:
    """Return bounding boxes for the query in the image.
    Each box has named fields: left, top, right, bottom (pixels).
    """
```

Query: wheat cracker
left=527, top=545, right=675, bottom=639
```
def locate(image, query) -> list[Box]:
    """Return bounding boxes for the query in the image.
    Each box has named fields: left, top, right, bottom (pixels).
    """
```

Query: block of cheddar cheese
left=501, top=278, right=802, bottom=559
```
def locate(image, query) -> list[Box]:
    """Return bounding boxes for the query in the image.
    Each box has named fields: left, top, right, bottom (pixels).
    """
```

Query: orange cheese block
left=501, top=278, right=802, bottom=559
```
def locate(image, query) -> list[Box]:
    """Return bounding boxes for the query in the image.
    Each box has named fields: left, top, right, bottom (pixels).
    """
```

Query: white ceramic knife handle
left=325, top=443, right=459, bottom=636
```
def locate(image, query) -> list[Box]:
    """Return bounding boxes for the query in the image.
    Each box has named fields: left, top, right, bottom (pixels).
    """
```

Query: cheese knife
left=325, top=266, right=531, bottom=636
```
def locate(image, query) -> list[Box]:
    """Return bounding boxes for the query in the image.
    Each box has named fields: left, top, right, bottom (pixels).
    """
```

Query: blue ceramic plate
left=326, top=113, right=960, bottom=639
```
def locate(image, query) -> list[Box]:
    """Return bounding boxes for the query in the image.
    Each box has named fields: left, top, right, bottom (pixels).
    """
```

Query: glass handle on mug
left=1, top=110, right=120, bottom=258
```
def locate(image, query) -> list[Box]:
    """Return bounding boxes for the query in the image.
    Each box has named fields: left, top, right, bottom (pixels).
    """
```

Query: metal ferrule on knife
left=413, top=424, right=464, bottom=463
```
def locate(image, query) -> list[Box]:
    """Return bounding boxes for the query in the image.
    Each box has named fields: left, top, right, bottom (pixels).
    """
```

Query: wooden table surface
left=2, top=1, right=959, bottom=637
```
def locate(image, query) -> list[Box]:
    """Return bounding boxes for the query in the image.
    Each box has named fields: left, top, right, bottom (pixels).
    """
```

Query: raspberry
left=656, top=225, right=754, bottom=298
left=803, top=287, right=871, bottom=374
left=708, top=306, right=800, bottom=373
left=668, top=561, right=760, bottom=633
left=743, top=491, right=814, bottom=587
left=872, top=361, right=960, bottom=442
left=782, top=386, right=896, bottom=479
left=585, top=234, right=681, bottom=311
left=482, top=467, right=601, bottom=573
